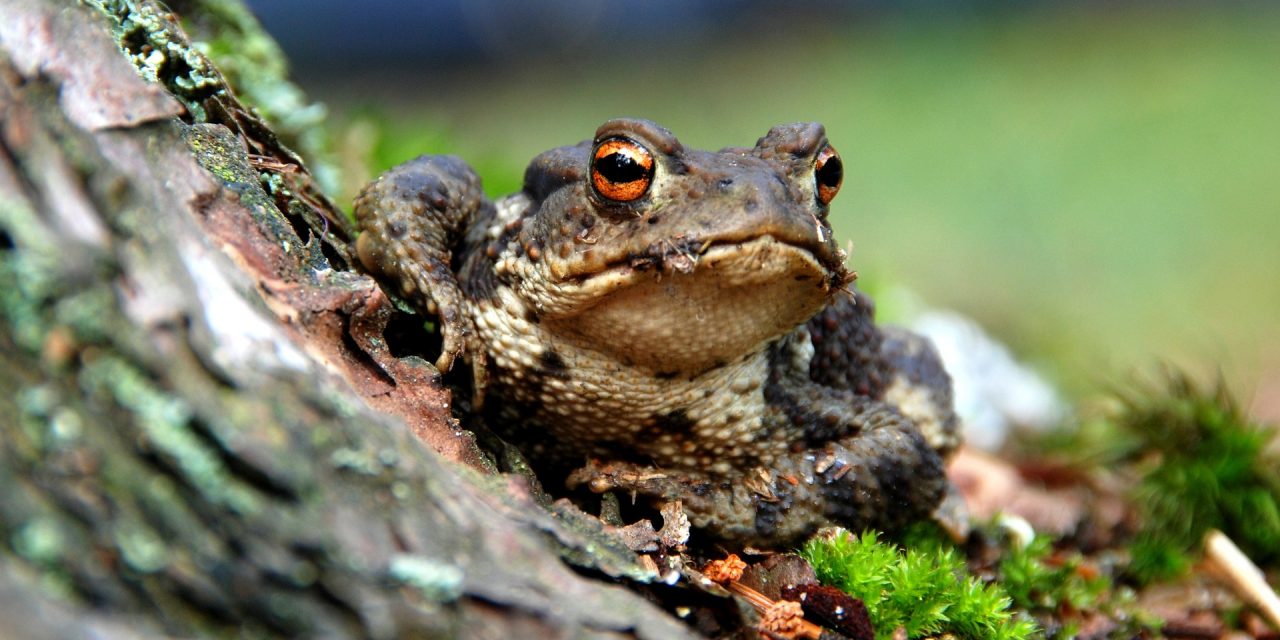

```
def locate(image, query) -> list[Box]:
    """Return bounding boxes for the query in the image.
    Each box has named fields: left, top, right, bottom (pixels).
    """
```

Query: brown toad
left=354, top=118, right=960, bottom=546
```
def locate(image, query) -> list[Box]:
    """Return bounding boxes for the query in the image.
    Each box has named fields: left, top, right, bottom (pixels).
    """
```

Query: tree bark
left=0, top=1, right=698, bottom=637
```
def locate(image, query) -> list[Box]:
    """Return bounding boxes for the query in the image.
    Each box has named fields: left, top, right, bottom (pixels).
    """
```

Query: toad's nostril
left=718, top=178, right=734, bottom=189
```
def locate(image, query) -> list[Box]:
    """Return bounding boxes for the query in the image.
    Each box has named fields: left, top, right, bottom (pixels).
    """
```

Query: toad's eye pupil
left=591, top=137, right=655, bottom=202
left=816, top=155, right=842, bottom=188
left=597, top=152, right=646, bottom=183
left=814, top=144, right=843, bottom=205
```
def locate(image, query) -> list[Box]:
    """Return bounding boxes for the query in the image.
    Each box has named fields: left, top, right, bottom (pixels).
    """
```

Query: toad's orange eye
left=591, top=137, right=654, bottom=202
left=814, top=144, right=843, bottom=206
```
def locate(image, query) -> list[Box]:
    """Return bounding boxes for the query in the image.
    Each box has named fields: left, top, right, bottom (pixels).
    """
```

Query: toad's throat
left=543, top=235, right=839, bottom=375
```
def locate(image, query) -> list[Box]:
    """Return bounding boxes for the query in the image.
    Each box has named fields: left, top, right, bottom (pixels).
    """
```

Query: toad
left=354, top=118, right=959, bottom=546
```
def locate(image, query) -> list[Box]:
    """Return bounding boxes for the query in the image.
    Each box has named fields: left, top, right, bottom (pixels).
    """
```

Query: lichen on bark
left=0, top=1, right=700, bottom=637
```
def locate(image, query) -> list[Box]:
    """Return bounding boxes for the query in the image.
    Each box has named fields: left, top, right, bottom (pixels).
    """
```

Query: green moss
left=1033, top=372, right=1280, bottom=586
left=995, top=534, right=1152, bottom=638
left=999, top=537, right=1107, bottom=614
left=1127, top=537, right=1190, bottom=586
left=801, top=530, right=1037, bottom=640
left=181, top=123, right=333, bottom=275
left=1108, top=372, right=1280, bottom=583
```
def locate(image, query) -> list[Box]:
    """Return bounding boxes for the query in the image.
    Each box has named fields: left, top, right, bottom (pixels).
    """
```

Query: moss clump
left=1105, top=372, right=1280, bottom=583
left=801, top=530, right=1037, bottom=640
left=998, top=534, right=1157, bottom=638
left=999, top=536, right=1107, bottom=613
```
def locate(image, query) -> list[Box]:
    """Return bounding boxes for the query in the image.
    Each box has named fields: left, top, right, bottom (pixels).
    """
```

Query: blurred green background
left=252, top=3, right=1280, bottom=416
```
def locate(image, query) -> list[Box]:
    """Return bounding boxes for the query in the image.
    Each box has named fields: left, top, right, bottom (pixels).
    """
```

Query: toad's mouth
left=550, top=227, right=849, bottom=288
left=548, top=230, right=850, bottom=292
left=539, top=235, right=849, bottom=375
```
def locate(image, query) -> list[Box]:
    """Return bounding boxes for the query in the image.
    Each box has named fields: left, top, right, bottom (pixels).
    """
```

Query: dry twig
left=1203, top=529, right=1280, bottom=631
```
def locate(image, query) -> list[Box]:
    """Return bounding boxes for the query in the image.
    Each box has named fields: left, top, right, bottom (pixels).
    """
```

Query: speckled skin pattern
left=354, top=119, right=960, bottom=546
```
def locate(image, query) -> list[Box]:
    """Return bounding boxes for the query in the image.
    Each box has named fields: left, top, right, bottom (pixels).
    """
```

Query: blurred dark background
left=245, top=1, right=1280, bottom=417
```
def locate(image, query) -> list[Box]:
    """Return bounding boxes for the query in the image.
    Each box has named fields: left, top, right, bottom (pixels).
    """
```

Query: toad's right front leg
left=354, top=155, right=488, bottom=374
